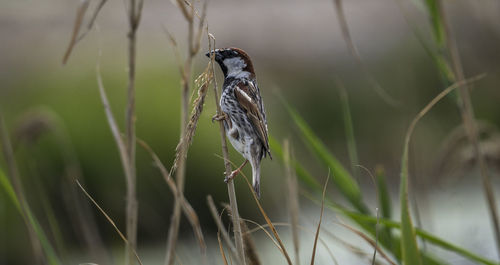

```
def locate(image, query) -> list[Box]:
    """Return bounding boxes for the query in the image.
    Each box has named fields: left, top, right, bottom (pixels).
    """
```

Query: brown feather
left=234, top=82, right=270, bottom=154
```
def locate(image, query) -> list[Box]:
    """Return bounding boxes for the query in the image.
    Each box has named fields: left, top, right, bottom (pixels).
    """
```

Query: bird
left=206, top=47, right=271, bottom=198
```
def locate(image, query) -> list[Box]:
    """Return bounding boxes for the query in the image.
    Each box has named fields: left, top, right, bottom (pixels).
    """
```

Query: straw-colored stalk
left=124, top=1, right=143, bottom=264
left=164, top=1, right=207, bottom=265
left=437, top=2, right=500, bottom=258
left=207, top=32, right=247, bottom=265
left=207, top=195, right=240, bottom=263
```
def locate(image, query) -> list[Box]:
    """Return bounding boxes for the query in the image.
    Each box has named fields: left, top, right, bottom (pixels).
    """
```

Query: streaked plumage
left=206, top=47, right=271, bottom=198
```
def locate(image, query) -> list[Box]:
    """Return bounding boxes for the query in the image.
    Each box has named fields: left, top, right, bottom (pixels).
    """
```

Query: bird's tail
left=252, top=162, right=261, bottom=199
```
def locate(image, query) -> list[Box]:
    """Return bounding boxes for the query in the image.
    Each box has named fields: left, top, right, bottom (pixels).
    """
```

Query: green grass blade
left=400, top=147, right=423, bottom=265
left=375, top=166, right=395, bottom=253
left=338, top=83, right=359, bottom=178
left=423, top=0, right=445, bottom=47
left=306, top=191, right=448, bottom=264
left=375, top=166, right=392, bottom=220
left=0, top=168, right=62, bottom=265
left=326, top=204, right=497, bottom=265
left=284, top=103, right=369, bottom=214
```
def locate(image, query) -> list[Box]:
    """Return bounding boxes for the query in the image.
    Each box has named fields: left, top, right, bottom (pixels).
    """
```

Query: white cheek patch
left=223, top=57, right=246, bottom=71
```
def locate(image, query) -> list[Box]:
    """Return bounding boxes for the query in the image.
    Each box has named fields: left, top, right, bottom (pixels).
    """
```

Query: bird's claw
left=212, top=113, right=228, bottom=123
left=223, top=169, right=240, bottom=183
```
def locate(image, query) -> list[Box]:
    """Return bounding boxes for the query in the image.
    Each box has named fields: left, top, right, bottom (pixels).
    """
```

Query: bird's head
left=205, top=47, right=255, bottom=79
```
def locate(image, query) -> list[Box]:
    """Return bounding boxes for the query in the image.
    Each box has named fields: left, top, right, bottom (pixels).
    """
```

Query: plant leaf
left=284, top=102, right=369, bottom=214
left=0, top=168, right=62, bottom=265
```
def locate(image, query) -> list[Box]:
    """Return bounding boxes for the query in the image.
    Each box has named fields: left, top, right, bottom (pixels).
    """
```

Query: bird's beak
left=205, top=50, right=220, bottom=61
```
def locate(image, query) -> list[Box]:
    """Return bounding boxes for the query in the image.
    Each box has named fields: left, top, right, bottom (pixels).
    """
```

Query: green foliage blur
left=2, top=0, right=500, bottom=264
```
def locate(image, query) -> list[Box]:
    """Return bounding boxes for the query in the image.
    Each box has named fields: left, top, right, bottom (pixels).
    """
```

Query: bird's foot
left=224, top=169, right=241, bottom=183
left=212, top=113, right=228, bottom=123
left=223, top=160, right=248, bottom=183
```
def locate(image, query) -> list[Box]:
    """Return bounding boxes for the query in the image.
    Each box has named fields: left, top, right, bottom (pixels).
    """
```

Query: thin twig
left=332, top=0, right=401, bottom=107
left=355, top=165, right=380, bottom=264
left=240, top=219, right=261, bottom=265
left=438, top=2, right=500, bottom=259
left=165, top=2, right=207, bottom=264
left=76, top=180, right=143, bottom=265
left=124, top=1, right=143, bottom=263
left=96, top=50, right=136, bottom=265
left=337, top=222, right=397, bottom=265
left=62, top=0, right=90, bottom=64
left=218, top=231, right=230, bottom=265
left=244, top=221, right=339, bottom=265
left=310, top=175, right=328, bottom=265
left=208, top=31, right=247, bottom=265
left=239, top=171, right=292, bottom=265
left=137, top=139, right=206, bottom=255
left=207, top=195, right=240, bottom=263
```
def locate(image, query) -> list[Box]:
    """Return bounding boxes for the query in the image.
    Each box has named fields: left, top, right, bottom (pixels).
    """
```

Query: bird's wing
left=234, top=80, right=271, bottom=156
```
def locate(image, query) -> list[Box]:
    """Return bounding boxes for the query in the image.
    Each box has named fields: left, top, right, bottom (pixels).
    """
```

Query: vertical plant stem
left=438, top=2, right=500, bottom=258
left=124, top=0, right=143, bottom=264
left=283, top=139, right=300, bottom=265
left=208, top=33, right=247, bottom=265
left=165, top=2, right=201, bottom=264
left=207, top=195, right=240, bottom=262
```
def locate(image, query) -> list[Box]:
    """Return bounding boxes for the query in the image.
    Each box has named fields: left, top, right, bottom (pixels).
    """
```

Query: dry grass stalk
left=62, top=0, right=89, bottom=64
left=207, top=30, right=247, bottom=264
left=241, top=218, right=281, bottom=251
left=76, top=180, right=144, bottom=265
left=240, top=219, right=261, bottom=265
left=355, top=165, right=381, bottom=265
left=438, top=2, right=500, bottom=258
left=124, top=1, right=143, bottom=264
left=244, top=221, right=339, bottom=265
left=283, top=139, right=301, bottom=265
left=218, top=230, right=230, bottom=265
left=337, top=222, right=397, bottom=265
left=171, top=65, right=212, bottom=174
left=331, top=0, right=400, bottom=107
left=207, top=195, right=240, bottom=263
left=62, top=0, right=109, bottom=64
left=64, top=0, right=143, bottom=263
left=239, top=170, right=292, bottom=265
left=0, top=115, right=44, bottom=263
left=137, top=139, right=206, bottom=256
left=164, top=1, right=207, bottom=264
left=310, top=176, right=328, bottom=265
left=96, top=56, right=139, bottom=265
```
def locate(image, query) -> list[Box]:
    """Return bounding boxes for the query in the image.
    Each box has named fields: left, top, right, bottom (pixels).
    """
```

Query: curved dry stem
left=336, top=222, right=397, bottom=265
left=207, top=195, right=240, bottom=263
left=76, top=180, right=143, bottom=265
left=218, top=231, right=230, bottom=265
left=137, top=139, right=206, bottom=255
left=310, top=176, right=328, bottom=265
left=355, top=165, right=380, bottom=264
left=238, top=170, right=293, bottom=265
left=331, top=0, right=401, bottom=107
left=245, top=222, right=339, bottom=265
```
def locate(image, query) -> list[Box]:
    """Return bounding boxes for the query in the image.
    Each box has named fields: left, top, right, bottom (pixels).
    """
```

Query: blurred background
left=1, top=0, right=500, bottom=264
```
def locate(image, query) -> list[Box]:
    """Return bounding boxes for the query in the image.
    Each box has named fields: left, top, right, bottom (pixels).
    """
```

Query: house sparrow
left=206, top=47, right=271, bottom=198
